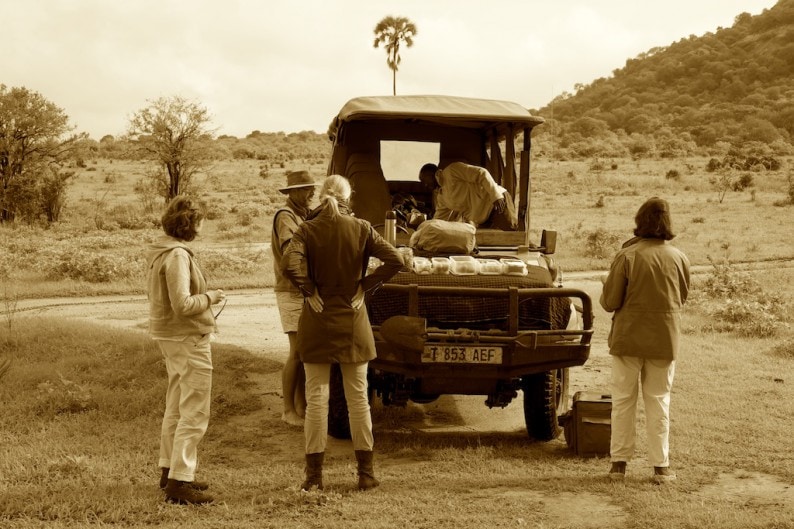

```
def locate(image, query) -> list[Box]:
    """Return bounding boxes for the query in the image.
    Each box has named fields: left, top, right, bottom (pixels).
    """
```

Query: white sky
left=1, top=0, right=778, bottom=139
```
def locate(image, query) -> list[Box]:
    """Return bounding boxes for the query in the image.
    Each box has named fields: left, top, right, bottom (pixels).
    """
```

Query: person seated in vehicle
left=418, top=162, right=517, bottom=230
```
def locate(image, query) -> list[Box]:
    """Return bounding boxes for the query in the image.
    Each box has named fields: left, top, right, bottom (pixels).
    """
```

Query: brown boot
left=355, top=450, right=380, bottom=491
left=301, top=452, right=324, bottom=491
left=159, top=468, right=209, bottom=490
left=164, top=479, right=214, bottom=505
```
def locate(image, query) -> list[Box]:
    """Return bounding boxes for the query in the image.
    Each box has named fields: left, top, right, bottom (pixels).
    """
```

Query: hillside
left=532, top=0, right=794, bottom=159
left=86, top=1, right=794, bottom=165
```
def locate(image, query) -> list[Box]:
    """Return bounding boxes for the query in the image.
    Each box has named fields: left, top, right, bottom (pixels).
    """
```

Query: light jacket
left=281, top=203, right=402, bottom=364
left=600, top=238, right=690, bottom=360
left=145, top=237, right=216, bottom=338
left=435, top=162, right=506, bottom=225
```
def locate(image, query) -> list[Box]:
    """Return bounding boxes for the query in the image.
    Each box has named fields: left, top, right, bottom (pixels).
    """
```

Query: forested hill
left=531, top=0, right=794, bottom=159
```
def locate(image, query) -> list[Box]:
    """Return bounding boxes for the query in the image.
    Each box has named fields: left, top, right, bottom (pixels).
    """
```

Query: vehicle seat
left=346, top=153, right=392, bottom=225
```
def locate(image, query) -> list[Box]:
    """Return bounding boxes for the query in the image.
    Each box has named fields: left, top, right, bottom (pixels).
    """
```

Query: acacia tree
left=373, top=16, right=417, bottom=96
left=0, top=85, right=82, bottom=222
left=127, top=96, right=215, bottom=202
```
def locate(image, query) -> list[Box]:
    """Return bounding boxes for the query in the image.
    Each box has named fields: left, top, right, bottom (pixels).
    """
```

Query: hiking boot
left=301, top=452, right=324, bottom=491
left=608, top=461, right=626, bottom=481
left=164, top=479, right=214, bottom=505
left=159, top=468, right=209, bottom=490
left=652, top=466, right=677, bottom=484
left=355, top=450, right=380, bottom=491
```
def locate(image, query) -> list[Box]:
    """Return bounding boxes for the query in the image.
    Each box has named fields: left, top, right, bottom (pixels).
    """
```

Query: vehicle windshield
left=380, top=140, right=440, bottom=181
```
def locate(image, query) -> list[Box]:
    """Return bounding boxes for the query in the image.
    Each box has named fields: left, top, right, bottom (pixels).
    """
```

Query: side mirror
left=540, top=230, right=557, bottom=254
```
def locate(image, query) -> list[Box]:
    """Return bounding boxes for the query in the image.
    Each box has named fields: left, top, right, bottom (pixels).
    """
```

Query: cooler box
left=563, top=391, right=612, bottom=458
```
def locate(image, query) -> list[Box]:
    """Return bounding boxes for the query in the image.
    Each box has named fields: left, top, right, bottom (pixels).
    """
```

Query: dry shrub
left=583, top=228, right=620, bottom=259
left=695, top=257, right=789, bottom=337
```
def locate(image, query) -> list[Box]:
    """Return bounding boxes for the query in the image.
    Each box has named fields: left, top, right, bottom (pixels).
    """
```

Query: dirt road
left=13, top=276, right=794, bottom=524
left=12, top=276, right=612, bottom=436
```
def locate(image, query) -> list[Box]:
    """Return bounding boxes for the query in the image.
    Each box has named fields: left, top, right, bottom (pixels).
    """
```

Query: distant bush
left=692, top=216, right=705, bottom=224
left=731, top=173, right=754, bottom=191
left=589, top=159, right=606, bottom=172
left=104, top=204, right=159, bottom=230
left=197, top=249, right=264, bottom=277
left=43, top=249, right=144, bottom=283
left=711, top=299, right=780, bottom=338
left=583, top=228, right=620, bottom=259
left=707, top=153, right=781, bottom=172
left=665, top=169, right=681, bottom=181
left=695, top=256, right=789, bottom=337
left=204, top=202, right=224, bottom=220
left=706, top=158, right=721, bottom=172
left=769, top=340, right=794, bottom=359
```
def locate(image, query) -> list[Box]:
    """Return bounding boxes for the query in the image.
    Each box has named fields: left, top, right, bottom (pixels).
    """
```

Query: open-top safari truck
left=325, top=95, right=593, bottom=441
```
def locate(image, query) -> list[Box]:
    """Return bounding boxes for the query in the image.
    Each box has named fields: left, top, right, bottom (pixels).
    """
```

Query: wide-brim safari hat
left=279, top=170, right=318, bottom=194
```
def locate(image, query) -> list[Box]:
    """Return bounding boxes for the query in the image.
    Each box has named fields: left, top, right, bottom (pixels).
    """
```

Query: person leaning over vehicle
left=418, top=161, right=517, bottom=229
left=600, top=197, right=690, bottom=484
left=281, top=174, right=402, bottom=492
left=272, top=170, right=318, bottom=427
left=145, top=196, right=226, bottom=505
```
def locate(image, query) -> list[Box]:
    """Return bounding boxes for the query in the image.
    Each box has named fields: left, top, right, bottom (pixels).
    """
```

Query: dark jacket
left=281, top=203, right=402, bottom=363
left=600, top=238, right=690, bottom=360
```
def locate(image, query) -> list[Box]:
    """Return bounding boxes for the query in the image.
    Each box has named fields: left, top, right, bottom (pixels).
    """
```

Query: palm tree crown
left=373, top=16, right=417, bottom=96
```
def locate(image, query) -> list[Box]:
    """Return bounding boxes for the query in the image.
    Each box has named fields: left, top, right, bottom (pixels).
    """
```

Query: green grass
left=1, top=263, right=793, bottom=528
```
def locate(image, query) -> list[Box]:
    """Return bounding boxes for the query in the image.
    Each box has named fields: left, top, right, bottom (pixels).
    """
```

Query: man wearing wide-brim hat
left=272, top=170, right=319, bottom=426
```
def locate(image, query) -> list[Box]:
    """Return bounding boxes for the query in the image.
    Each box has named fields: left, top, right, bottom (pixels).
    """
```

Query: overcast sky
left=2, top=0, right=778, bottom=140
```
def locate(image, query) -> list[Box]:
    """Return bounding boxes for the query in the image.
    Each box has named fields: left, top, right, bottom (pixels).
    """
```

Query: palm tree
left=373, top=16, right=417, bottom=96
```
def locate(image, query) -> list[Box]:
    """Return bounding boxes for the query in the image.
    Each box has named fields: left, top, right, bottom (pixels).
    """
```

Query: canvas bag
left=409, top=219, right=476, bottom=254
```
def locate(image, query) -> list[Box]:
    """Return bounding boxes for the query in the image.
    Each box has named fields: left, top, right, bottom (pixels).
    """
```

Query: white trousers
left=610, top=355, right=675, bottom=468
left=157, top=335, right=213, bottom=482
left=303, top=362, right=373, bottom=454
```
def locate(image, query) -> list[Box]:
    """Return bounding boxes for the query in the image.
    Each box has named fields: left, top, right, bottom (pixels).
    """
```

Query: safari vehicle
left=326, top=95, right=593, bottom=441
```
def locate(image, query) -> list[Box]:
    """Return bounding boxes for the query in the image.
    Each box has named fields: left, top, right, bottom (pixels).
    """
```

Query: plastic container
left=366, top=257, right=383, bottom=276
left=500, top=258, right=527, bottom=276
left=397, top=246, right=414, bottom=268
left=412, top=256, right=432, bottom=275
left=477, top=259, right=504, bottom=275
left=431, top=257, right=451, bottom=274
left=449, top=255, right=477, bottom=275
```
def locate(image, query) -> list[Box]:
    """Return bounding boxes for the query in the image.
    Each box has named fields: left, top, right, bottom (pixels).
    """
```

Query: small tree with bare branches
left=127, top=96, right=215, bottom=202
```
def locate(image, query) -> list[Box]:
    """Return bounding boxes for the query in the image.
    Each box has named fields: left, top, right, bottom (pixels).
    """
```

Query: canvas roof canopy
left=328, top=95, right=545, bottom=141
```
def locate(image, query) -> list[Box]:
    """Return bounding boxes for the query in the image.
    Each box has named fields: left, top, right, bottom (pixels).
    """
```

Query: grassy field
left=0, top=263, right=792, bottom=528
left=0, top=155, right=793, bottom=526
left=1, top=156, right=793, bottom=299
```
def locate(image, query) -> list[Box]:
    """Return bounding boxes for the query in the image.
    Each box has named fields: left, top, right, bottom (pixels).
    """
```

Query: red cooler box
left=563, top=391, right=612, bottom=457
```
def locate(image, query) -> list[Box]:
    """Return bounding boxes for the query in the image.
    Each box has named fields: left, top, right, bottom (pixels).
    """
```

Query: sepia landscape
left=2, top=1, right=794, bottom=528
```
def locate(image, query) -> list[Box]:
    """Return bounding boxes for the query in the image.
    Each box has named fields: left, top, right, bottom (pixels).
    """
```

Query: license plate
left=421, top=345, right=503, bottom=364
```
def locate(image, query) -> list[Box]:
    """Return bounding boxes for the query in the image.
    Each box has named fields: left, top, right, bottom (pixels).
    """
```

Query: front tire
left=522, top=368, right=569, bottom=441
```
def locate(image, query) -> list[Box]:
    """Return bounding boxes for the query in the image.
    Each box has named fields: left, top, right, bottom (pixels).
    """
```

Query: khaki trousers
left=610, top=355, right=675, bottom=468
left=303, top=362, right=373, bottom=454
left=157, top=335, right=213, bottom=482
